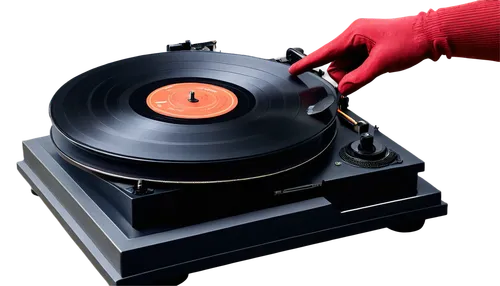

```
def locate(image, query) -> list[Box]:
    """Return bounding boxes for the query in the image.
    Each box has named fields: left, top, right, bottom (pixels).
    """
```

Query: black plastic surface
left=17, top=139, right=447, bottom=284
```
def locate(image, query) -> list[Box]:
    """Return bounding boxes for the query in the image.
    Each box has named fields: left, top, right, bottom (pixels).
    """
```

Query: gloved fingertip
left=288, top=63, right=301, bottom=75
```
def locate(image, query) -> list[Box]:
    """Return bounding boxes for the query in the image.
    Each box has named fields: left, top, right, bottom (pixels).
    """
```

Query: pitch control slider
left=274, top=183, right=322, bottom=196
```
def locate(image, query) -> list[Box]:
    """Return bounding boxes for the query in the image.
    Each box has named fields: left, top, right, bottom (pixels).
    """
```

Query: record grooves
left=49, top=51, right=339, bottom=183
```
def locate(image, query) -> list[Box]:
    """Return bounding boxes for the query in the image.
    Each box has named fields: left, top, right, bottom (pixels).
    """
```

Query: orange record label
left=146, top=82, right=238, bottom=119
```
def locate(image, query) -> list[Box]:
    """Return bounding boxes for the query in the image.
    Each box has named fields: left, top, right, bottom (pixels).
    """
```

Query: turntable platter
left=49, top=51, right=338, bottom=183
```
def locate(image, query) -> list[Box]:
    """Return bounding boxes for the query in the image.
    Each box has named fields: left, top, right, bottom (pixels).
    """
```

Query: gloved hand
left=289, top=14, right=440, bottom=95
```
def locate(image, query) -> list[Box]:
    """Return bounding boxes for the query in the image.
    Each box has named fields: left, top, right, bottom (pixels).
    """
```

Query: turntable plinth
left=18, top=111, right=447, bottom=285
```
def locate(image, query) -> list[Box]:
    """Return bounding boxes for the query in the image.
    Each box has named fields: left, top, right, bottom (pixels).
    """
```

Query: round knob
left=359, top=133, right=375, bottom=153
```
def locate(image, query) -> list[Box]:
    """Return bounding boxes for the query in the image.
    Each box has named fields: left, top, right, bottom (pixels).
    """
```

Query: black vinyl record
left=49, top=51, right=339, bottom=183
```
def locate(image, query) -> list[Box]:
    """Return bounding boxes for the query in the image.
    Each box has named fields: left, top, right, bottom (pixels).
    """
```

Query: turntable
left=17, top=40, right=447, bottom=285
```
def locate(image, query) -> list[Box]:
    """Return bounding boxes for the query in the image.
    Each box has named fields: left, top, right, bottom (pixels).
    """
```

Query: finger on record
left=288, top=32, right=349, bottom=75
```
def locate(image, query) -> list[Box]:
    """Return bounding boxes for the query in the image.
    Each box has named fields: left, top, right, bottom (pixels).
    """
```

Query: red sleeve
left=415, top=0, right=500, bottom=61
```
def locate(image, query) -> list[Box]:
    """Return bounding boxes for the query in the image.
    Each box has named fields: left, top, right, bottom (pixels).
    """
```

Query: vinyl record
left=49, top=51, right=339, bottom=183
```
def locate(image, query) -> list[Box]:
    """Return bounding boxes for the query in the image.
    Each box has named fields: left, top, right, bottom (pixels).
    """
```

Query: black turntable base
left=18, top=123, right=447, bottom=285
left=17, top=41, right=447, bottom=285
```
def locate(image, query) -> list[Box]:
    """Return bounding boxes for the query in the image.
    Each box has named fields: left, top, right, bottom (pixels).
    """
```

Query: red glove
left=289, top=0, right=500, bottom=95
